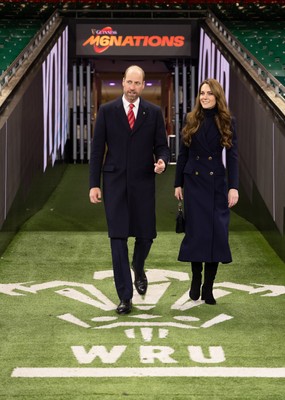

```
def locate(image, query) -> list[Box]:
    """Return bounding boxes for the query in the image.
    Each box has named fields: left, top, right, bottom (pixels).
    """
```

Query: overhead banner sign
left=76, top=24, right=191, bottom=57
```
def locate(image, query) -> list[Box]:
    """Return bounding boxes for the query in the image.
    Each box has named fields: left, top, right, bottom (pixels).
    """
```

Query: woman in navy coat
left=89, top=65, right=169, bottom=314
left=174, top=78, right=239, bottom=305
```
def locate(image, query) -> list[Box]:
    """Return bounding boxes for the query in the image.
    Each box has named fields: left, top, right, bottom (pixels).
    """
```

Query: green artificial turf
left=17, top=164, right=178, bottom=232
left=0, top=164, right=284, bottom=399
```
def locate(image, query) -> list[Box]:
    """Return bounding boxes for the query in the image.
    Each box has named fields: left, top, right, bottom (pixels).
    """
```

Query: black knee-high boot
left=201, top=262, right=219, bottom=305
left=189, top=262, right=203, bottom=301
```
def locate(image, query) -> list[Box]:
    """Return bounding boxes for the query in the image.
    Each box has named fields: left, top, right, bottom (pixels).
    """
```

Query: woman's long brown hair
left=182, top=78, right=233, bottom=148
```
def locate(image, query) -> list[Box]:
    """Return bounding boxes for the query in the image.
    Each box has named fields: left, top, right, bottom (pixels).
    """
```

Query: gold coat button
left=195, top=171, right=199, bottom=175
left=208, top=156, right=212, bottom=160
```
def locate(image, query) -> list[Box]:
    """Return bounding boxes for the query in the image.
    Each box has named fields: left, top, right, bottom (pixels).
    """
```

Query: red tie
left=127, top=103, right=135, bottom=129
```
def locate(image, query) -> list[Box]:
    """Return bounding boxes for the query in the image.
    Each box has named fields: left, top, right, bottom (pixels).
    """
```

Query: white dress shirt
left=122, top=96, right=140, bottom=119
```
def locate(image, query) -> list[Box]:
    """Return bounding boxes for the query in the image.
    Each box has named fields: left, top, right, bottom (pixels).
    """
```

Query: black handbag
left=176, top=201, right=185, bottom=233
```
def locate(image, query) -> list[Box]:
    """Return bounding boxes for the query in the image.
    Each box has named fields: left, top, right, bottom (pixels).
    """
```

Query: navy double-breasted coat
left=174, top=111, right=239, bottom=263
left=89, top=97, right=170, bottom=239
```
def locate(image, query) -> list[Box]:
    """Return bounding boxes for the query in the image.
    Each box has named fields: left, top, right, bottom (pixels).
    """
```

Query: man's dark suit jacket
left=89, top=96, right=170, bottom=239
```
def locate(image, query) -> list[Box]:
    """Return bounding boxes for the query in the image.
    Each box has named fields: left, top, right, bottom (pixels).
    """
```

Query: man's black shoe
left=116, top=300, right=132, bottom=315
left=134, top=276, right=148, bottom=295
left=134, top=272, right=147, bottom=295
left=132, top=266, right=148, bottom=295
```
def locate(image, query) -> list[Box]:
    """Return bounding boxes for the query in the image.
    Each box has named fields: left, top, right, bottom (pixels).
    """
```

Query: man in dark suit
left=89, top=65, right=170, bottom=315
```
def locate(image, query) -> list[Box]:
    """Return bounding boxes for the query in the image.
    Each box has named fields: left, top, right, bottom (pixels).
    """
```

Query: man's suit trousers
left=110, top=238, right=152, bottom=300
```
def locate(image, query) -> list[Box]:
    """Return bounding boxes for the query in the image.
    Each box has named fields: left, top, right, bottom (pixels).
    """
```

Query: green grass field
left=0, top=165, right=284, bottom=399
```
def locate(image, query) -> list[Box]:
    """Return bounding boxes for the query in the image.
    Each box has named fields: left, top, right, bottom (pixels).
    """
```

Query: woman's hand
left=228, top=188, right=239, bottom=208
left=174, top=187, right=183, bottom=201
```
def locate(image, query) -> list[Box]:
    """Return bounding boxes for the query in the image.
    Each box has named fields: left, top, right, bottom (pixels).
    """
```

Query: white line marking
left=174, top=316, right=200, bottom=322
left=91, top=316, right=117, bottom=322
left=158, top=329, right=169, bottom=339
left=57, top=314, right=91, bottom=328
left=140, top=328, right=153, bottom=342
left=11, top=367, right=285, bottom=378
left=130, top=314, right=161, bottom=320
left=92, top=322, right=198, bottom=330
left=124, top=329, right=135, bottom=339
left=201, top=314, right=233, bottom=328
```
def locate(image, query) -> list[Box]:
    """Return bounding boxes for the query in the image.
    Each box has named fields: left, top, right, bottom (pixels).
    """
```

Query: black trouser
left=110, top=238, right=152, bottom=301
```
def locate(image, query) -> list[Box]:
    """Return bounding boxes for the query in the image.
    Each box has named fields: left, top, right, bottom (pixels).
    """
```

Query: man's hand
left=89, top=187, right=102, bottom=204
left=154, top=159, right=166, bottom=174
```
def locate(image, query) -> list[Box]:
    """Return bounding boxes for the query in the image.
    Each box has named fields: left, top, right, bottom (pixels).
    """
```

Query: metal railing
left=207, top=11, right=285, bottom=103
left=0, top=10, right=60, bottom=96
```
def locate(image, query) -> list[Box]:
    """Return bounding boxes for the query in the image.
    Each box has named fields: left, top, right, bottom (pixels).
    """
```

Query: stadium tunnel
left=0, top=1, right=285, bottom=261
